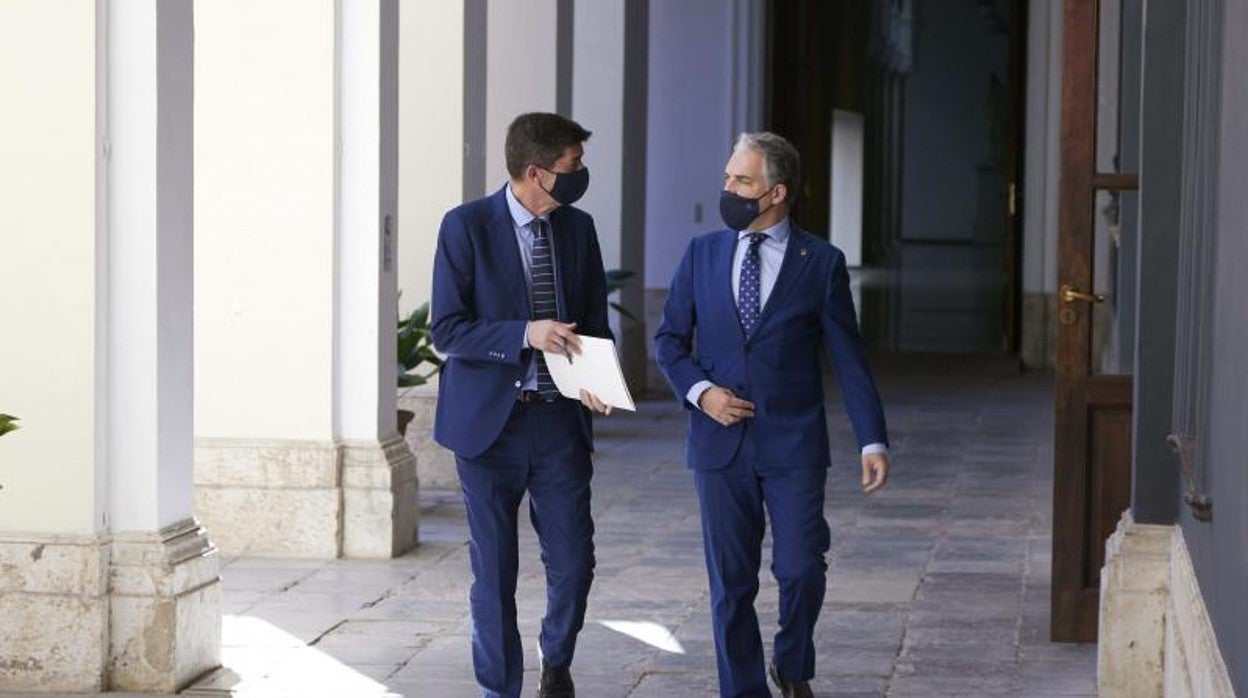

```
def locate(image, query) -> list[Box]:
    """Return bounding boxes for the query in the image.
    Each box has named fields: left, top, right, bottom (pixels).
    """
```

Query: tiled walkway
left=108, top=360, right=1094, bottom=697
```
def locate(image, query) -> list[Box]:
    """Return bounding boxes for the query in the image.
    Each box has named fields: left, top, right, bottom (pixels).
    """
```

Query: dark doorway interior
left=766, top=0, right=1026, bottom=354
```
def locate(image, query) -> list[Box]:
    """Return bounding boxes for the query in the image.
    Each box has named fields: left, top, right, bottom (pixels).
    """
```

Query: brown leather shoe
left=768, top=661, right=814, bottom=698
left=537, top=660, right=575, bottom=698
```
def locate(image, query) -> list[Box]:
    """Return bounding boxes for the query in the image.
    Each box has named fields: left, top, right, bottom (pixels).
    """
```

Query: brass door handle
left=1060, top=284, right=1107, bottom=304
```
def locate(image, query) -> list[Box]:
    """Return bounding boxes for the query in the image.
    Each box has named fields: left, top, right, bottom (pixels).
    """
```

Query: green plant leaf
left=396, top=301, right=442, bottom=387
left=605, top=268, right=636, bottom=294
left=0, top=414, right=19, bottom=438
left=398, top=374, right=428, bottom=388
left=610, top=302, right=638, bottom=322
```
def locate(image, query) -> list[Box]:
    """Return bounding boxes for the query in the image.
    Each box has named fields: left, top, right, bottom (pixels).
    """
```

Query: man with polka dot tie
left=655, top=132, right=890, bottom=698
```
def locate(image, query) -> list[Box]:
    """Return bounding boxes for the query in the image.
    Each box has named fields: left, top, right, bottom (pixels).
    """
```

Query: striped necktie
left=529, top=218, right=559, bottom=397
left=738, top=232, right=767, bottom=335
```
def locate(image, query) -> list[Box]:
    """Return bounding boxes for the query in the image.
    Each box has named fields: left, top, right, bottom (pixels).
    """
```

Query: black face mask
left=719, top=187, right=776, bottom=231
left=539, top=166, right=590, bottom=206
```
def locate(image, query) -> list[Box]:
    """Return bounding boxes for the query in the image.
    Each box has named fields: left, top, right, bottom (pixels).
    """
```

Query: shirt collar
left=737, top=217, right=791, bottom=244
left=505, top=183, right=546, bottom=229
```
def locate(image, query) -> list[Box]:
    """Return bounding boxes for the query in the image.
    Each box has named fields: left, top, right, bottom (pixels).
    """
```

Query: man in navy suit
left=655, top=132, right=890, bottom=698
left=431, top=113, right=613, bottom=698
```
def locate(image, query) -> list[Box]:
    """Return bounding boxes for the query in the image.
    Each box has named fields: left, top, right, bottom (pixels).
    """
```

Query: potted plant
left=606, top=269, right=637, bottom=321
left=397, top=302, right=443, bottom=434
left=0, top=414, right=17, bottom=438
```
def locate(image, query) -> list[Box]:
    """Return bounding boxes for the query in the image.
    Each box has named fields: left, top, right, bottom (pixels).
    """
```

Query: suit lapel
left=751, top=227, right=813, bottom=339
left=489, top=188, right=531, bottom=319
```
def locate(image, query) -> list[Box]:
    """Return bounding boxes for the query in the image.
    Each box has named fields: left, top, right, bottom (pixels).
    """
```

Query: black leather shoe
left=768, top=661, right=814, bottom=698
left=537, top=660, right=575, bottom=698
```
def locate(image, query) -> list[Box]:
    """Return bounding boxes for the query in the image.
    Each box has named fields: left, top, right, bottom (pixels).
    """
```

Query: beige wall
left=398, top=1, right=465, bottom=315
left=0, top=2, right=100, bottom=534
left=485, top=0, right=559, bottom=185
left=194, top=0, right=337, bottom=440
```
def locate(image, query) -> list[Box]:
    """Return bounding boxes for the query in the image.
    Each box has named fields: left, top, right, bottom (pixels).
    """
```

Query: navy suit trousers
left=694, top=429, right=831, bottom=698
left=455, top=399, right=595, bottom=698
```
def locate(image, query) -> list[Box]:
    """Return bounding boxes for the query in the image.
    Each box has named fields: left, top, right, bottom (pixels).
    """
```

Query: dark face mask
left=539, top=166, right=590, bottom=206
left=719, top=187, right=776, bottom=231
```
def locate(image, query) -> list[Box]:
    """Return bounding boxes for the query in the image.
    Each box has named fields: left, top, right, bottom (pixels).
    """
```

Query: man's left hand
left=861, top=453, right=889, bottom=494
left=580, top=389, right=612, bottom=416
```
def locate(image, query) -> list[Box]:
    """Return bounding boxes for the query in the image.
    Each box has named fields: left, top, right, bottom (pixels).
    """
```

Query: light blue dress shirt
left=506, top=183, right=560, bottom=391
left=686, top=217, right=887, bottom=457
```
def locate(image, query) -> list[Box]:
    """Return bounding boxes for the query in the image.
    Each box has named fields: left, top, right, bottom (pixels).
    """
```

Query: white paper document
left=543, top=335, right=636, bottom=411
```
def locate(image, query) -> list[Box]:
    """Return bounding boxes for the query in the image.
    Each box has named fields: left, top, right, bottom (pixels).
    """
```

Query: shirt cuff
left=861, top=442, right=888, bottom=456
left=687, top=380, right=715, bottom=409
left=521, top=322, right=530, bottom=350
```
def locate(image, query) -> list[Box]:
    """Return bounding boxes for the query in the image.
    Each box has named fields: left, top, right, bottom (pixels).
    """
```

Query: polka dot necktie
left=529, top=219, right=559, bottom=397
left=738, top=232, right=768, bottom=336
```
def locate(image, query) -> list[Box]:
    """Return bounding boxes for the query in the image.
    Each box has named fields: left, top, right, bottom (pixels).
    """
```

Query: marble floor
left=82, top=358, right=1094, bottom=697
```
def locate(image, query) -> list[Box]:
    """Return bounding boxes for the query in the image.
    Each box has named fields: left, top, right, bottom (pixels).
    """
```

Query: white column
left=195, top=0, right=415, bottom=558
left=572, top=0, right=650, bottom=389
left=337, top=0, right=418, bottom=558
left=0, top=1, right=219, bottom=692
left=106, top=1, right=220, bottom=691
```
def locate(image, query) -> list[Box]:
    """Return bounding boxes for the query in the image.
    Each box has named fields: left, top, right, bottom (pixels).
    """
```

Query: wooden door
left=1051, top=0, right=1142, bottom=642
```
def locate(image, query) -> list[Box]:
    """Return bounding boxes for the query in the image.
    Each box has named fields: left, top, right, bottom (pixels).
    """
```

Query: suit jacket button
left=514, top=380, right=522, bottom=388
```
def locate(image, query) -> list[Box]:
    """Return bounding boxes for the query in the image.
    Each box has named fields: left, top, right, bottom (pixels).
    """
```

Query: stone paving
left=87, top=360, right=1096, bottom=697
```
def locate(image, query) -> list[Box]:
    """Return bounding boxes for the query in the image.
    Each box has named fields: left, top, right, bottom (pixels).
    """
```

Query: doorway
left=766, top=0, right=1027, bottom=354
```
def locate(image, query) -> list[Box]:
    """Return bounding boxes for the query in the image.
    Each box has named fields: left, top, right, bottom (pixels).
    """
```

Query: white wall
left=1022, top=0, right=1063, bottom=295
left=194, top=0, right=337, bottom=440
left=0, top=2, right=101, bottom=534
left=644, top=0, right=750, bottom=288
left=398, top=1, right=465, bottom=314
left=830, top=110, right=865, bottom=267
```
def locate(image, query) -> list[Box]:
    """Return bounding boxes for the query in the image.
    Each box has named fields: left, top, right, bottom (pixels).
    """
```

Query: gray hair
left=734, top=131, right=801, bottom=206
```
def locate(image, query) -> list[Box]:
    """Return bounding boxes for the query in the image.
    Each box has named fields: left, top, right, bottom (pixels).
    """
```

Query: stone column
left=194, top=0, right=415, bottom=558
left=0, top=1, right=220, bottom=692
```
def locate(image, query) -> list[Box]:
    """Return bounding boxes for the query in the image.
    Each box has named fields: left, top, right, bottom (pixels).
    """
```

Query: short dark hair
left=505, top=113, right=592, bottom=179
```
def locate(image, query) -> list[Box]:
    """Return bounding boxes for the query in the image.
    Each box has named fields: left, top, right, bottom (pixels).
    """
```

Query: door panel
left=1051, top=0, right=1141, bottom=642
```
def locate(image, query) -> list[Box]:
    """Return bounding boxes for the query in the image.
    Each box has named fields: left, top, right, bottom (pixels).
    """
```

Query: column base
left=195, top=436, right=418, bottom=558
left=0, top=520, right=222, bottom=694
left=1097, top=510, right=1235, bottom=698
left=108, top=519, right=221, bottom=693
left=1020, top=291, right=1056, bottom=369
left=1099, top=510, right=1170, bottom=697
left=1165, top=523, right=1235, bottom=698
left=342, top=436, right=418, bottom=558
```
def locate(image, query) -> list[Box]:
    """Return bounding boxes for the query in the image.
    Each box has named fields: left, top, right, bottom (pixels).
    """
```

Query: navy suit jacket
left=654, top=226, right=888, bottom=471
left=430, top=186, right=611, bottom=458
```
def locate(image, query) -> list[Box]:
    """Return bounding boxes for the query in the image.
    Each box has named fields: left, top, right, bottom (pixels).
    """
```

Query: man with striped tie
left=655, top=132, right=890, bottom=698
left=430, top=113, right=613, bottom=698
